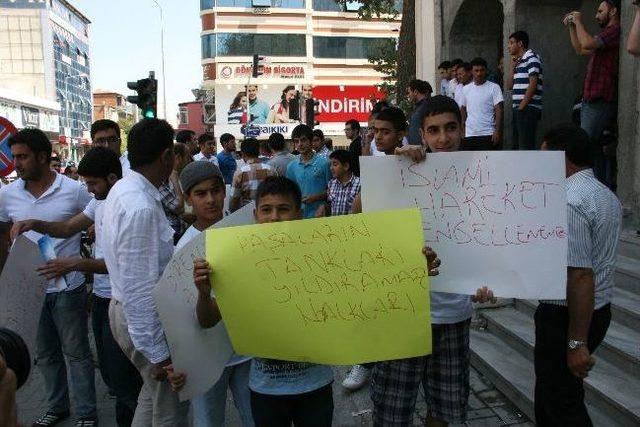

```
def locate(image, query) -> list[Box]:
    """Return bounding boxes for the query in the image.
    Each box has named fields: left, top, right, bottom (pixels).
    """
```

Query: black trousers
left=460, top=136, right=499, bottom=151
left=512, top=106, right=541, bottom=150
left=92, top=296, right=143, bottom=427
left=534, top=303, right=611, bottom=427
left=251, top=384, right=333, bottom=427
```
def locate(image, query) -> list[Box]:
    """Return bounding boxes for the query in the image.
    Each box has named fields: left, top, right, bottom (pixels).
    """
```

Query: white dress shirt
left=102, top=170, right=174, bottom=363
left=82, top=199, right=111, bottom=299
left=193, top=151, right=220, bottom=166
left=119, top=152, right=131, bottom=175
left=0, top=173, right=92, bottom=293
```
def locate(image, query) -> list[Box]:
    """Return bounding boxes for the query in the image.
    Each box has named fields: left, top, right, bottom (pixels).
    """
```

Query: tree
left=334, top=0, right=416, bottom=109
left=118, top=116, right=135, bottom=151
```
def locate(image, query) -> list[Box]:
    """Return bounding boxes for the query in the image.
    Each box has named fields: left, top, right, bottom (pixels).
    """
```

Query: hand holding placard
left=206, top=208, right=432, bottom=365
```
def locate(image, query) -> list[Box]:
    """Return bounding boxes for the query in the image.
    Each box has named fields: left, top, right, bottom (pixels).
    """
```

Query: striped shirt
left=512, top=49, right=543, bottom=109
left=327, top=175, right=361, bottom=216
left=544, top=169, right=621, bottom=308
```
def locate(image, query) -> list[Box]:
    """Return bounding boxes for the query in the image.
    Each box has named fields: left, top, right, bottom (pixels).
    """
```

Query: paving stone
left=493, top=403, right=528, bottom=424
left=466, top=407, right=497, bottom=420
left=17, top=352, right=530, bottom=426
left=477, top=389, right=508, bottom=408
left=466, top=415, right=508, bottom=426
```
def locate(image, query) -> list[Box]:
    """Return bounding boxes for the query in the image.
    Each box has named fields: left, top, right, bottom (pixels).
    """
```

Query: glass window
left=200, top=0, right=214, bottom=9
left=201, top=34, right=216, bottom=58
left=214, top=0, right=305, bottom=7
left=313, top=36, right=392, bottom=59
left=312, top=0, right=401, bottom=12
left=202, top=33, right=306, bottom=58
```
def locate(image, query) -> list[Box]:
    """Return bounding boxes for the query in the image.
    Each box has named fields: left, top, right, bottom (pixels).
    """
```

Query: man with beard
left=10, top=147, right=142, bottom=427
left=0, top=128, right=96, bottom=426
left=563, top=0, right=620, bottom=185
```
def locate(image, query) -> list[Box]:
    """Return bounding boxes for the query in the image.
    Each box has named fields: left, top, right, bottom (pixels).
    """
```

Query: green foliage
left=118, top=116, right=135, bottom=150
left=333, top=0, right=414, bottom=111
left=333, top=0, right=399, bottom=19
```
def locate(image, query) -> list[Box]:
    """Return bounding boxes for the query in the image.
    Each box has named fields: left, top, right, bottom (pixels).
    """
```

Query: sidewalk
left=17, top=363, right=531, bottom=426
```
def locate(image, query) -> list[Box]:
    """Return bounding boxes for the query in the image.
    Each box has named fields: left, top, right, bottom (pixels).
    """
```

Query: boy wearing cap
left=172, top=161, right=254, bottom=427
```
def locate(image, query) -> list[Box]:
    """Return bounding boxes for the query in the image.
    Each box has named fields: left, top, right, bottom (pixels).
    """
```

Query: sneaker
left=342, top=365, right=370, bottom=391
left=32, top=411, right=70, bottom=427
left=75, top=417, right=98, bottom=427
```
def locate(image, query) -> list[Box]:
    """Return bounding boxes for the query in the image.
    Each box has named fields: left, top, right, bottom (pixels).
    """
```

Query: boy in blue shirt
left=286, top=125, right=331, bottom=219
left=190, top=176, right=334, bottom=426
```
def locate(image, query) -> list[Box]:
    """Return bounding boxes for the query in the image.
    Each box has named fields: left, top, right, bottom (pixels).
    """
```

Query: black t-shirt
left=348, top=136, right=362, bottom=177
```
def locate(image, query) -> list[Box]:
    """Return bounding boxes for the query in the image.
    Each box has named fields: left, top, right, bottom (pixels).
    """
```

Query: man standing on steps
left=536, top=124, right=621, bottom=426
left=507, top=31, right=543, bottom=150
left=459, top=57, right=504, bottom=151
left=563, top=0, right=620, bottom=186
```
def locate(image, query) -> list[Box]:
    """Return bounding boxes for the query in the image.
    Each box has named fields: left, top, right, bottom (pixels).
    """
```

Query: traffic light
left=252, top=54, right=266, bottom=78
left=127, top=71, right=157, bottom=119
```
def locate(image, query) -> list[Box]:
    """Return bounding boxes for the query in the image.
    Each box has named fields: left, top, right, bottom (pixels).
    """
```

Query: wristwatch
left=568, top=339, right=585, bottom=350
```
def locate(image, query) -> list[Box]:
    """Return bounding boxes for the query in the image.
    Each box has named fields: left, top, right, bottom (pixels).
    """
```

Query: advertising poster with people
left=214, top=74, right=385, bottom=139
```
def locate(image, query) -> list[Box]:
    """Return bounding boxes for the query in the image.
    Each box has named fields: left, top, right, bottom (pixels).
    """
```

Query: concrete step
left=477, top=307, right=640, bottom=426
left=612, top=287, right=640, bottom=330
left=490, top=305, right=640, bottom=376
left=618, top=231, right=640, bottom=260
left=515, top=287, right=640, bottom=332
left=615, top=254, right=640, bottom=294
left=470, top=330, right=614, bottom=427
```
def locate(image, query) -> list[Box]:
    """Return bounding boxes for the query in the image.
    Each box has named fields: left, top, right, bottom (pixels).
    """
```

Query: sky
left=69, top=0, right=202, bottom=126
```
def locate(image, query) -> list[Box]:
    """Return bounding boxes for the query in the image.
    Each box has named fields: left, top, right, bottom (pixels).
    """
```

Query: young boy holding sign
left=171, top=161, right=254, bottom=427
left=366, top=98, right=495, bottom=427
left=191, top=176, right=335, bottom=427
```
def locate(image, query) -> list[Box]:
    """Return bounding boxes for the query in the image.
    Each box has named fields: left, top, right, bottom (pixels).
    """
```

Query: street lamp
left=152, top=0, right=167, bottom=120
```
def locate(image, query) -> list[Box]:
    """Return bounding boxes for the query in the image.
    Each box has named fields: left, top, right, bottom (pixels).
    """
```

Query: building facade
left=200, top=0, right=401, bottom=141
left=177, top=100, right=209, bottom=136
left=93, top=89, right=137, bottom=123
left=0, top=0, right=91, bottom=161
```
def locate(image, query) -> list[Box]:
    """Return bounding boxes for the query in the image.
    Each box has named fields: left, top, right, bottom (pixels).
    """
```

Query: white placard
left=154, top=203, right=256, bottom=401
left=0, top=236, right=47, bottom=359
left=361, top=152, right=568, bottom=299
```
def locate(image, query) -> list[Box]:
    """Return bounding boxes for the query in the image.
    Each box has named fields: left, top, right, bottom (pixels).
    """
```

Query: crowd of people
left=0, top=0, right=638, bottom=426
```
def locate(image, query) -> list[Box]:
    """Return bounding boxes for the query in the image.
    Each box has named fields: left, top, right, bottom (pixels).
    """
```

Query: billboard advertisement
left=214, top=83, right=385, bottom=139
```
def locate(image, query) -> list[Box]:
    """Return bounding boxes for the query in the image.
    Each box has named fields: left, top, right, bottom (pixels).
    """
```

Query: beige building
left=200, top=0, right=400, bottom=141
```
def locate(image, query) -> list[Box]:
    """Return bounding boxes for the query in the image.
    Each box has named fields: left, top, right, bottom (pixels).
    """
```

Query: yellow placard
left=206, top=208, right=431, bottom=364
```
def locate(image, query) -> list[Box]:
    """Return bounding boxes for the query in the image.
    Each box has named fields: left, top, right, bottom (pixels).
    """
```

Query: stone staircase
left=470, top=230, right=640, bottom=427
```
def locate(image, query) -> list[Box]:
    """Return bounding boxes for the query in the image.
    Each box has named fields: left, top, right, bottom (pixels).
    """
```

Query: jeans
left=534, top=303, right=611, bottom=426
left=109, top=300, right=189, bottom=427
left=92, top=296, right=142, bottom=427
left=580, top=101, right=617, bottom=185
left=250, top=384, right=333, bottom=427
left=512, top=106, right=541, bottom=150
left=36, top=284, right=97, bottom=417
left=191, top=361, right=254, bottom=427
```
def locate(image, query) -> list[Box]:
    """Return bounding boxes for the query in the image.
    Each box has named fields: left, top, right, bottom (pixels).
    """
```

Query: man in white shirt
left=446, top=59, right=463, bottom=99
left=459, top=57, right=505, bottom=151
left=10, top=147, right=143, bottom=426
left=102, top=118, right=189, bottom=425
left=193, top=133, right=219, bottom=166
left=454, top=62, right=473, bottom=107
left=0, top=128, right=96, bottom=426
left=91, top=119, right=130, bottom=173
